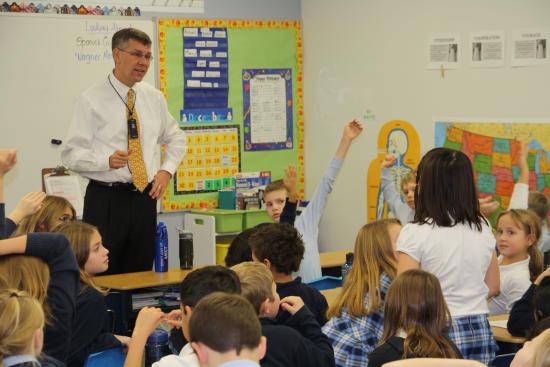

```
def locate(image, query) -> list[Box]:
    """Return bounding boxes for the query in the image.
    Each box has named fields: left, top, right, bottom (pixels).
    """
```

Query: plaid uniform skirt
left=448, top=314, right=497, bottom=365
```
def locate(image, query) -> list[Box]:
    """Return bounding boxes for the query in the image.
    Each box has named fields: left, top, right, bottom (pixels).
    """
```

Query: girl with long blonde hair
left=322, top=219, right=401, bottom=367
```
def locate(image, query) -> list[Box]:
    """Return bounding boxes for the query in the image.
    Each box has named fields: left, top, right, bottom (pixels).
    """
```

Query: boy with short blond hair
left=231, top=262, right=335, bottom=367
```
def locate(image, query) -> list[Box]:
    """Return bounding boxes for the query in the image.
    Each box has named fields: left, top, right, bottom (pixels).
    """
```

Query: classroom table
left=94, top=268, right=196, bottom=334
left=488, top=314, right=526, bottom=344
left=319, top=249, right=351, bottom=268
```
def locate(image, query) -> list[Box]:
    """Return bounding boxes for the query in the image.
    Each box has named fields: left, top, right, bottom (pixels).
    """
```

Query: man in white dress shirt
left=62, top=28, right=186, bottom=274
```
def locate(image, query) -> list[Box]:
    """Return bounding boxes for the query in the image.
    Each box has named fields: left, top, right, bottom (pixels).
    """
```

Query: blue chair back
left=490, top=353, right=516, bottom=367
left=84, top=347, right=126, bottom=367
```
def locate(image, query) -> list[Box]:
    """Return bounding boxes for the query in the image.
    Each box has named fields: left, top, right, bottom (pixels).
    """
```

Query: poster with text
left=511, top=28, right=549, bottom=67
left=427, top=33, right=461, bottom=69
left=469, top=31, right=505, bottom=68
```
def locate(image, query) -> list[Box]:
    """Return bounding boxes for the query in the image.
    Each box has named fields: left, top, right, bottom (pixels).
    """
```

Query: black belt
left=89, top=179, right=138, bottom=191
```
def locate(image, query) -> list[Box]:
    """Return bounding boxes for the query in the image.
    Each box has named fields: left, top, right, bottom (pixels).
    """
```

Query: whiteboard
left=0, top=13, right=156, bottom=212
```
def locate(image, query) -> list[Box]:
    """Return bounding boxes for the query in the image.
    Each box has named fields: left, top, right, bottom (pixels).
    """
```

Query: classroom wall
left=301, top=0, right=550, bottom=251
left=151, top=0, right=301, bottom=269
left=0, top=0, right=300, bottom=270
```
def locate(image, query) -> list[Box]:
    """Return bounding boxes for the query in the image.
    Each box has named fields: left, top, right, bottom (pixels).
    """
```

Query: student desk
left=320, top=250, right=350, bottom=268
left=488, top=314, right=526, bottom=344
left=94, top=268, right=196, bottom=335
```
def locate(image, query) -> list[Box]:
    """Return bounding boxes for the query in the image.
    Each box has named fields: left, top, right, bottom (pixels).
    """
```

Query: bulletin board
left=158, top=18, right=304, bottom=211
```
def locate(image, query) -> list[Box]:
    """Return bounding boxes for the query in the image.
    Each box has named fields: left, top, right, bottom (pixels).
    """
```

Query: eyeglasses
left=117, top=48, right=154, bottom=61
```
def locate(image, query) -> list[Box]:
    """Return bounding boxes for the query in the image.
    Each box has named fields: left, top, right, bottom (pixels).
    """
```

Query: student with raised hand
left=0, top=289, right=45, bottom=367
left=368, top=270, right=462, bottom=367
left=3, top=191, right=46, bottom=237
left=323, top=219, right=401, bottom=367
left=397, top=148, right=499, bottom=364
left=231, top=262, right=335, bottom=367
left=379, top=154, right=416, bottom=224
left=189, top=293, right=267, bottom=367
left=0, top=148, right=80, bottom=363
left=55, top=221, right=130, bottom=367
left=263, top=120, right=363, bottom=282
left=249, top=223, right=328, bottom=326
left=489, top=209, right=544, bottom=315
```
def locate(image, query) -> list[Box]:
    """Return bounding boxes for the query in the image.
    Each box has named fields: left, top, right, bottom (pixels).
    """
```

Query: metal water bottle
left=154, top=222, right=168, bottom=272
left=144, top=329, right=170, bottom=367
left=179, top=230, right=193, bottom=269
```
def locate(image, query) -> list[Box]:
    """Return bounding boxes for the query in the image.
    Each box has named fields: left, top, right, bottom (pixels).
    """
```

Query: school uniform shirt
left=507, top=283, right=537, bottom=337
left=154, top=343, right=199, bottom=367
left=61, top=71, right=186, bottom=183
left=25, top=233, right=80, bottom=363
left=397, top=221, right=495, bottom=317
left=275, top=277, right=328, bottom=326
left=322, top=272, right=392, bottom=367
left=67, top=286, right=121, bottom=367
left=380, top=167, right=414, bottom=224
left=488, top=256, right=531, bottom=315
left=260, top=306, right=335, bottom=367
left=296, top=157, right=343, bottom=282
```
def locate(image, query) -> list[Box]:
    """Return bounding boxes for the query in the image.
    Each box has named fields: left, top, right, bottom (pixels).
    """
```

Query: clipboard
left=42, top=166, right=84, bottom=218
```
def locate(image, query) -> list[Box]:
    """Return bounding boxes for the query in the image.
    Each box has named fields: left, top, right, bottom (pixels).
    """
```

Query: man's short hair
left=264, top=179, right=286, bottom=196
left=231, top=262, right=274, bottom=314
left=112, top=28, right=152, bottom=50
left=249, top=223, right=304, bottom=275
left=528, top=191, right=550, bottom=221
left=180, top=266, right=241, bottom=308
left=189, top=292, right=262, bottom=354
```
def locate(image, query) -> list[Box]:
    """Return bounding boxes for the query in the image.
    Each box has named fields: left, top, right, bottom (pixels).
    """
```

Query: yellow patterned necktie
left=126, top=89, right=149, bottom=192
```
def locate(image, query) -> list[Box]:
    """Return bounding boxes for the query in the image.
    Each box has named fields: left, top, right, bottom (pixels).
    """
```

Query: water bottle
left=154, top=222, right=168, bottom=272
left=341, top=252, right=354, bottom=284
left=144, top=329, right=170, bottom=367
left=179, top=230, right=194, bottom=269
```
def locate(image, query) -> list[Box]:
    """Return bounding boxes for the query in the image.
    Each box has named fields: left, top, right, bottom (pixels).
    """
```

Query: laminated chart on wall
left=242, top=68, right=293, bottom=151
left=435, top=121, right=550, bottom=225
left=176, top=125, right=240, bottom=194
left=366, top=120, right=421, bottom=222
left=158, top=19, right=304, bottom=211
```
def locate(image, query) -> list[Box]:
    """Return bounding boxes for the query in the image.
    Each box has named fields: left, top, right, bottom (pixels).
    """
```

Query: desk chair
left=489, top=353, right=515, bottom=367
left=84, top=347, right=126, bottom=367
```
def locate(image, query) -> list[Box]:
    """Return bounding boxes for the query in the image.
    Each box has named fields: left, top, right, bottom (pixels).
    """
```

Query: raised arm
left=509, top=141, right=530, bottom=210
left=334, top=119, right=363, bottom=159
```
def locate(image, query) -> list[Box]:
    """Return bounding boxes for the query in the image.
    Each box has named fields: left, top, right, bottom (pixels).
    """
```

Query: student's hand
left=534, top=267, right=550, bottom=286
left=519, top=141, right=529, bottom=166
left=131, top=307, right=165, bottom=339
left=150, top=170, right=171, bottom=200
left=109, top=150, right=131, bottom=169
left=479, top=196, right=500, bottom=217
left=342, top=119, right=363, bottom=142
left=280, top=296, right=305, bottom=315
left=163, top=309, right=182, bottom=329
left=0, top=149, right=17, bottom=176
left=9, top=192, right=46, bottom=224
left=283, top=164, right=298, bottom=202
left=381, top=154, right=396, bottom=168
